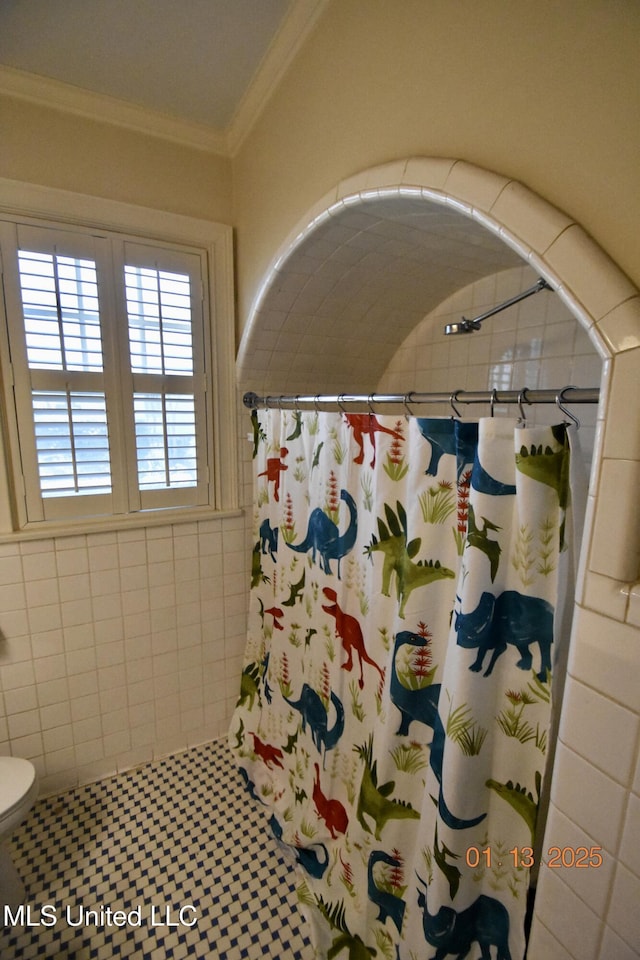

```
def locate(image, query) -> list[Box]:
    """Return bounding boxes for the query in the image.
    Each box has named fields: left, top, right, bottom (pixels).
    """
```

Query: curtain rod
left=243, top=386, right=600, bottom=411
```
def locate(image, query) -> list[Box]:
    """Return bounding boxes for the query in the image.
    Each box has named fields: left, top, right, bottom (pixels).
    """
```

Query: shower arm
left=445, top=277, right=553, bottom=334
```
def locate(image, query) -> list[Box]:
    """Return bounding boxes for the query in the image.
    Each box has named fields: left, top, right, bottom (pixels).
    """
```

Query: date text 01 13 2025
left=465, top=846, right=604, bottom=869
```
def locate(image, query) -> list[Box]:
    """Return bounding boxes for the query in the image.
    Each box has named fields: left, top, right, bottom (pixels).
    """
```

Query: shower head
left=444, top=318, right=482, bottom=335
left=443, top=277, right=552, bottom=336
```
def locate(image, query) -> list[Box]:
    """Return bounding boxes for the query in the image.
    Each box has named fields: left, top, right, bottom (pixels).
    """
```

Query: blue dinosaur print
left=287, top=488, right=358, bottom=578
left=390, top=630, right=484, bottom=830
left=417, top=418, right=516, bottom=494
left=454, top=590, right=553, bottom=680
left=269, top=815, right=329, bottom=878
left=285, top=684, right=345, bottom=765
left=390, top=630, right=440, bottom=736
left=416, top=419, right=477, bottom=481
left=430, top=709, right=486, bottom=831
left=471, top=461, right=516, bottom=497
left=416, top=878, right=512, bottom=960
left=367, top=850, right=406, bottom=933
left=259, top=518, right=279, bottom=559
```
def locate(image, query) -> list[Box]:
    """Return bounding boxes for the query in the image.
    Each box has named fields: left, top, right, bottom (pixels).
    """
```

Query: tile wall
left=0, top=501, right=250, bottom=796
left=378, top=264, right=602, bottom=469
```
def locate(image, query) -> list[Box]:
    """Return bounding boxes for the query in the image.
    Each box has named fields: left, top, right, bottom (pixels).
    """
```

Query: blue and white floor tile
left=1, top=738, right=315, bottom=959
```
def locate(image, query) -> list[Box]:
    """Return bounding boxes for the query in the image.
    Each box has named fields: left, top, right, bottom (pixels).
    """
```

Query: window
left=0, top=192, right=236, bottom=533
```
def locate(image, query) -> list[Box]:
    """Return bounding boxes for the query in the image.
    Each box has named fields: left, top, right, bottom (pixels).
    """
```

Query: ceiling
left=0, top=0, right=326, bottom=152
left=238, top=192, right=525, bottom=394
left=0, top=0, right=537, bottom=392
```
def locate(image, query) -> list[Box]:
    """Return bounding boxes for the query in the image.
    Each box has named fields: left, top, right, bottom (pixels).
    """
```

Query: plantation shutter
left=4, top=223, right=119, bottom=522
left=120, top=241, right=209, bottom=510
left=0, top=219, right=212, bottom=525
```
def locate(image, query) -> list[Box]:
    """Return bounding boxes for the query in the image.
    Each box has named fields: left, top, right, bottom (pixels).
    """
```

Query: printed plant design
left=469, top=833, right=525, bottom=897
left=330, top=428, right=347, bottom=465
left=496, top=689, right=547, bottom=753
left=419, top=480, right=456, bottom=524
left=361, top=473, right=374, bottom=512
left=446, top=700, right=488, bottom=756
left=340, top=852, right=356, bottom=897
left=293, top=455, right=307, bottom=483
left=537, top=517, right=557, bottom=576
left=281, top=492, right=297, bottom=544
left=511, top=518, right=559, bottom=585
left=390, top=740, right=428, bottom=774
left=350, top=679, right=366, bottom=723
left=383, top=420, right=409, bottom=481
left=326, top=471, right=341, bottom=524
left=278, top=651, right=292, bottom=699
left=454, top=468, right=472, bottom=554
left=394, top=623, right=436, bottom=690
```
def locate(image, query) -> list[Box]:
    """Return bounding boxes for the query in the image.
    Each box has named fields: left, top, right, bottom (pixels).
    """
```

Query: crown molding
left=226, top=0, right=330, bottom=156
left=0, top=0, right=329, bottom=159
left=0, top=63, right=229, bottom=155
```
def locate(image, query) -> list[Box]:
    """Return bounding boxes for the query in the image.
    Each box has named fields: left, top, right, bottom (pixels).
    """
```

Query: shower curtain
left=230, top=408, right=580, bottom=960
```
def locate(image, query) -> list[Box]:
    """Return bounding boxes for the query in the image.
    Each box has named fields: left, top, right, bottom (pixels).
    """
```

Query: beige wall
left=232, top=0, right=640, bottom=331
left=0, top=94, right=232, bottom=224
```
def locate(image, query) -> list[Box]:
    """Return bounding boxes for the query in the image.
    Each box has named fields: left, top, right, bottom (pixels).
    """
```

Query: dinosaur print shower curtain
left=230, top=408, right=579, bottom=960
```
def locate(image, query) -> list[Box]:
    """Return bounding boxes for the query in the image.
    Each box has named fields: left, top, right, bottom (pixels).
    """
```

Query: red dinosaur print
left=322, top=587, right=385, bottom=690
left=250, top=733, right=284, bottom=769
left=313, top=763, right=348, bottom=838
left=264, top=606, right=284, bottom=630
left=257, top=446, right=289, bottom=501
left=344, top=414, right=403, bottom=468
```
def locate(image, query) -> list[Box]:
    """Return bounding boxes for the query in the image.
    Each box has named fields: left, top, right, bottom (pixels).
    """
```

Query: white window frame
left=0, top=178, right=238, bottom=538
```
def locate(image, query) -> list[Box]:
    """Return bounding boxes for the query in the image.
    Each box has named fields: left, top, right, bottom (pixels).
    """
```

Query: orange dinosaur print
left=344, top=414, right=403, bottom=468
left=250, top=733, right=284, bottom=769
left=264, top=606, right=285, bottom=630
left=322, top=587, right=385, bottom=690
left=313, top=763, right=348, bottom=838
left=258, top=446, right=289, bottom=501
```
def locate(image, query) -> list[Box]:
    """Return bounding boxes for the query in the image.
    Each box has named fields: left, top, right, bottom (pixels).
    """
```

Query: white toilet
left=0, top=756, right=39, bottom=909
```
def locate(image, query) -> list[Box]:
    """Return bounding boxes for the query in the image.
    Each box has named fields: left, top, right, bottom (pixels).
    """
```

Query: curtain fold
left=230, top=409, right=581, bottom=960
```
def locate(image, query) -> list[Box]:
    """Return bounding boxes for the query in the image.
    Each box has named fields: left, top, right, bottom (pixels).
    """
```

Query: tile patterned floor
left=1, top=738, right=315, bottom=959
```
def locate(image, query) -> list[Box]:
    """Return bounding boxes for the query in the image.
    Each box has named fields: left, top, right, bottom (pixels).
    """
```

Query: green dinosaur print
left=365, top=501, right=455, bottom=618
left=515, top=426, right=570, bottom=509
left=485, top=771, right=541, bottom=845
left=354, top=736, right=420, bottom=840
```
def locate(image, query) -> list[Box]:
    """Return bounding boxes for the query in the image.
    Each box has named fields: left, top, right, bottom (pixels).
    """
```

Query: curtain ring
left=403, top=391, right=415, bottom=418
left=338, top=393, right=347, bottom=414
left=556, top=386, right=580, bottom=428
left=490, top=389, right=497, bottom=417
left=367, top=394, right=375, bottom=415
left=517, top=388, right=529, bottom=424
left=314, top=394, right=321, bottom=413
left=450, top=391, right=462, bottom=418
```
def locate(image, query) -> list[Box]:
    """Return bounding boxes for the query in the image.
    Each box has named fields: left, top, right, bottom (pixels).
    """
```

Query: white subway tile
left=559, top=677, right=639, bottom=784
left=8, top=708, right=40, bottom=739
left=599, top=924, right=640, bottom=960
left=539, top=803, right=615, bottom=915
left=551, top=742, right=627, bottom=852
left=606, top=864, right=640, bottom=953
left=21, top=551, right=57, bottom=581
left=533, top=865, right=602, bottom=960
left=569, top=608, right=640, bottom=713
left=4, top=685, right=38, bottom=715
left=618, top=793, right=640, bottom=876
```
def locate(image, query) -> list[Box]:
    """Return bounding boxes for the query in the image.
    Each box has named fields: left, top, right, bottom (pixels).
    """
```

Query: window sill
left=0, top=504, right=245, bottom=544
